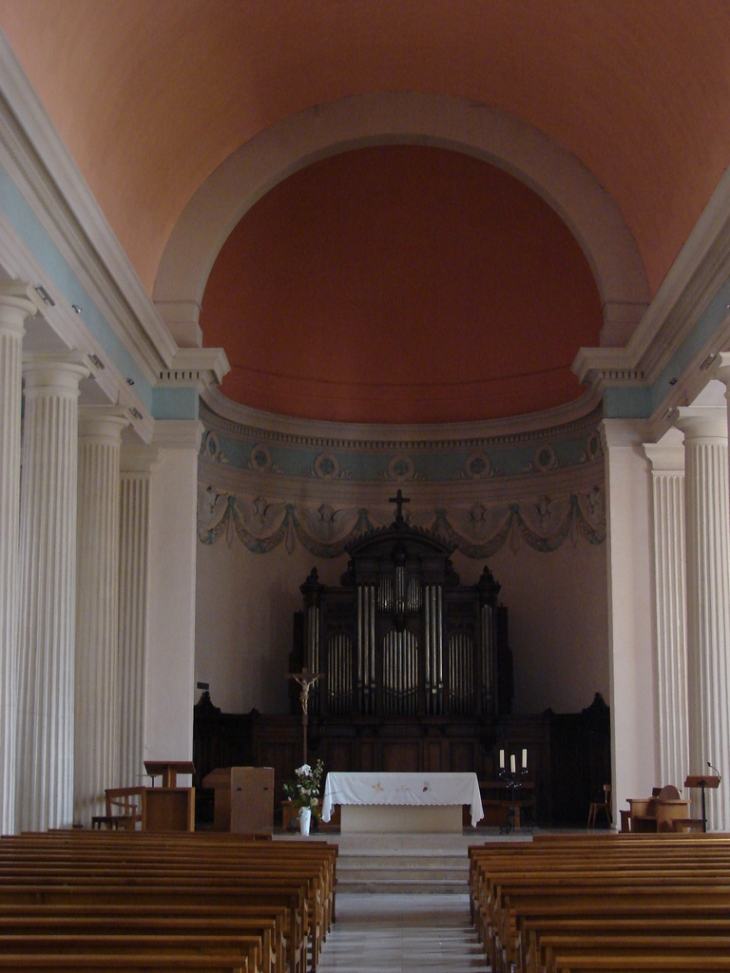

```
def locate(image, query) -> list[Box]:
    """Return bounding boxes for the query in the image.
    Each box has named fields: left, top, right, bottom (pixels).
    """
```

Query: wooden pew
left=0, top=912, right=282, bottom=973
left=0, top=934, right=265, bottom=971
left=520, top=911, right=730, bottom=973
left=0, top=832, right=338, bottom=973
left=468, top=834, right=730, bottom=973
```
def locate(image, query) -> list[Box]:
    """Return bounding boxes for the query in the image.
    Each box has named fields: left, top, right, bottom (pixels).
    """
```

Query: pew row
left=468, top=833, right=730, bottom=973
left=0, top=832, right=338, bottom=973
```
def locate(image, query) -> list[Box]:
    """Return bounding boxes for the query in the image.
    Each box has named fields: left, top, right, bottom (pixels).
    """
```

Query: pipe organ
left=295, top=516, right=512, bottom=723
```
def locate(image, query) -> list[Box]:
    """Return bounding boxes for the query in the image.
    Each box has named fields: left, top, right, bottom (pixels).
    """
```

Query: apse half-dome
left=201, top=144, right=603, bottom=425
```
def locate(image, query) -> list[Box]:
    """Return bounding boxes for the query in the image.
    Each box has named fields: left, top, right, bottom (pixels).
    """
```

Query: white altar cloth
left=321, top=772, right=484, bottom=827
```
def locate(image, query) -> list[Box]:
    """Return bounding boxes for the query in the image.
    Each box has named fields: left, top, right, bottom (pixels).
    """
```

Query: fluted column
left=118, top=446, right=159, bottom=789
left=601, top=419, right=657, bottom=824
left=0, top=282, right=41, bottom=835
left=16, top=352, right=89, bottom=831
left=674, top=407, right=730, bottom=830
left=643, top=442, right=689, bottom=790
left=74, top=407, right=129, bottom=825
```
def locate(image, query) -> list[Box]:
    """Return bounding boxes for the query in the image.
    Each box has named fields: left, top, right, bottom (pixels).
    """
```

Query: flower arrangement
left=283, top=759, right=325, bottom=817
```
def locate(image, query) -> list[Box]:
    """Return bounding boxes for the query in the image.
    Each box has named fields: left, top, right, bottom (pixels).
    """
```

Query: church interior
left=1, top=0, right=730, bottom=859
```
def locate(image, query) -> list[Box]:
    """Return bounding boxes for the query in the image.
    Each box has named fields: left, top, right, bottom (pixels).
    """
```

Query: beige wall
left=195, top=525, right=609, bottom=717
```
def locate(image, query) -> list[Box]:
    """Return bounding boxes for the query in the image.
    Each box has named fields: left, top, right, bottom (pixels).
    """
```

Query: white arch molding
left=153, top=91, right=650, bottom=350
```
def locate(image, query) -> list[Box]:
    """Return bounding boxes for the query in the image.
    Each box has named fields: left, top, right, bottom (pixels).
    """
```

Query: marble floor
left=316, top=893, right=490, bottom=972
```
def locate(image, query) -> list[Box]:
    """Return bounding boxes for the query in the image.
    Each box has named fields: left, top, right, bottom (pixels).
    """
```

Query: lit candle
left=499, top=749, right=505, bottom=769
left=522, top=749, right=527, bottom=770
left=510, top=754, right=516, bottom=774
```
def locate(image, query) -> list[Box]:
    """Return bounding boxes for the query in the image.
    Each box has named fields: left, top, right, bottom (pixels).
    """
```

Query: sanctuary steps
left=275, top=830, right=531, bottom=894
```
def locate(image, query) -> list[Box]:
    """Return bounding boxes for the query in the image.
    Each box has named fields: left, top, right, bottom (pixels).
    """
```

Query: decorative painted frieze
left=198, top=486, right=605, bottom=558
left=199, top=409, right=604, bottom=484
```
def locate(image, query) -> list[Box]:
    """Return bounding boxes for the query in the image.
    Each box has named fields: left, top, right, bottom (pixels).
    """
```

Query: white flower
left=295, top=764, right=312, bottom=777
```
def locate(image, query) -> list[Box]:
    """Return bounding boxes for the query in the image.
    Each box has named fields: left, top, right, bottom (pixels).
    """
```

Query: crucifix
left=389, top=488, right=410, bottom=525
left=287, top=667, right=322, bottom=766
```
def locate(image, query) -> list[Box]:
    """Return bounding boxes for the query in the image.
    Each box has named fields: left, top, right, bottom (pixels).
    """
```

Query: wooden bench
left=0, top=831, right=338, bottom=973
left=468, top=834, right=730, bottom=972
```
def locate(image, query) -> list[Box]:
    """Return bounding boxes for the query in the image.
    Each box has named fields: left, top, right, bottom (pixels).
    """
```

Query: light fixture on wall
left=71, top=304, right=82, bottom=314
left=88, top=353, right=104, bottom=370
left=34, top=285, right=55, bottom=306
left=700, top=352, right=717, bottom=371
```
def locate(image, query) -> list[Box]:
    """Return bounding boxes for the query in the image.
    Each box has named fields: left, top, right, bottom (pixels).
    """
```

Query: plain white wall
left=146, top=439, right=200, bottom=781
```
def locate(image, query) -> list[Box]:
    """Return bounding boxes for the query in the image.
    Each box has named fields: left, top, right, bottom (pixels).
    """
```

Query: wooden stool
left=672, top=817, right=704, bottom=833
left=587, top=783, right=612, bottom=828
left=90, top=815, right=127, bottom=830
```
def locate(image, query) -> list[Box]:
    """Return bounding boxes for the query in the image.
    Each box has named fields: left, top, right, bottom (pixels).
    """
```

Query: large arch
left=153, top=91, right=650, bottom=349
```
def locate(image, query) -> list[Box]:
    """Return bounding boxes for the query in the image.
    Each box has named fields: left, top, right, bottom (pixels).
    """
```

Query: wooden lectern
left=143, top=761, right=195, bottom=832
left=684, top=774, right=721, bottom=833
left=202, top=767, right=274, bottom=833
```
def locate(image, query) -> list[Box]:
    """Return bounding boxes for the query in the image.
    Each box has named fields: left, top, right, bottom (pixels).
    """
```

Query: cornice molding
left=158, top=347, right=230, bottom=393
left=0, top=212, right=154, bottom=444
left=574, top=164, right=730, bottom=407
left=0, top=30, right=177, bottom=381
left=201, top=386, right=602, bottom=451
left=198, top=450, right=604, bottom=509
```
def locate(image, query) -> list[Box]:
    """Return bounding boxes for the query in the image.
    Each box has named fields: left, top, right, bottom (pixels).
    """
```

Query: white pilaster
left=674, top=406, right=730, bottom=830
left=74, top=407, right=129, bottom=825
left=643, top=441, right=689, bottom=791
left=145, top=420, right=203, bottom=782
left=16, top=352, right=89, bottom=831
left=119, top=445, right=159, bottom=789
left=0, top=282, right=41, bottom=834
left=601, top=419, right=657, bottom=824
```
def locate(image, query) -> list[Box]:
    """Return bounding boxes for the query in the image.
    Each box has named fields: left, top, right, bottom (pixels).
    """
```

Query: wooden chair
left=587, top=784, right=612, bottom=828
left=91, top=786, right=144, bottom=831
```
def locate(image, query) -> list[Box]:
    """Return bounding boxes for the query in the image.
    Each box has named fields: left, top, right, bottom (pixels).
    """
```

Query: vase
left=299, top=806, right=312, bottom=836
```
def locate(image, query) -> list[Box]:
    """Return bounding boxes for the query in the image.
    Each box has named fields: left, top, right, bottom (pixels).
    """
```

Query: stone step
left=336, top=851, right=469, bottom=893
left=339, top=853, right=468, bottom=870
left=338, top=878, right=468, bottom=894
left=338, top=866, right=467, bottom=882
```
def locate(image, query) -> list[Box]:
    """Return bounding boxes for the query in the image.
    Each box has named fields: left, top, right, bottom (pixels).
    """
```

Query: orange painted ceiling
left=201, top=145, right=603, bottom=424
left=2, top=1, right=730, bottom=423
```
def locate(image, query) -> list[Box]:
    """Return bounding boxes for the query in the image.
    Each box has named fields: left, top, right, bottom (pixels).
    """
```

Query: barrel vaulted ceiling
left=2, top=0, right=730, bottom=424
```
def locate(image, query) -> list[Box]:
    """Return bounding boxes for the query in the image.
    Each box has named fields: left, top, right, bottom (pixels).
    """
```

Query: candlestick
left=510, top=754, right=516, bottom=774
left=522, top=749, right=527, bottom=770
left=499, top=749, right=505, bottom=770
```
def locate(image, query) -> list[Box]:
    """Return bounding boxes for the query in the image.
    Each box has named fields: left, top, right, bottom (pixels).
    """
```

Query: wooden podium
left=202, top=766, right=274, bottom=833
left=143, top=761, right=195, bottom=832
left=685, top=774, right=721, bottom=833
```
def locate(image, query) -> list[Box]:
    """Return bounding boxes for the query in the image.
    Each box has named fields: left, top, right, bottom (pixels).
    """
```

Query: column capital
left=78, top=406, right=130, bottom=446
left=120, top=445, right=160, bottom=475
left=674, top=406, right=728, bottom=443
left=152, top=419, right=204, bottom=450
left=22, top=351, right=90, bottom=397
left=600, top=417, right=652, bottom=451
left=643, top=443, right=685, bottom=474
left=0, top=281, right=43, bottom=337
left=709, top=352, right=730, bottom=391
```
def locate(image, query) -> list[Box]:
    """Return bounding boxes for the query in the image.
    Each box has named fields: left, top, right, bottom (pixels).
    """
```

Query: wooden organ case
left=290, top=502, right=513, bottom=775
